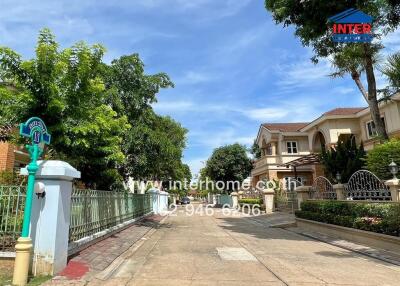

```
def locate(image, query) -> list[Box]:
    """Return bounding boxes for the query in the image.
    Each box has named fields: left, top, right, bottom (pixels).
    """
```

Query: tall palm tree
left=330, top=45, right=388, bottom=140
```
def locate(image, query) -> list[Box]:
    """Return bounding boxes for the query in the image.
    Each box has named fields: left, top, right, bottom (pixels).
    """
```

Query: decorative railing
left=344, top=170, right=391, bottom=201
left=0, top=186, right=25, bottom=252
left=311, top=176, right=336, bottom=200
left=69, top=189, right=152, bottom=243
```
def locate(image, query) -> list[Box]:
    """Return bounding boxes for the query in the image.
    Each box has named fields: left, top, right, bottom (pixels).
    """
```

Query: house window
left=366, top=117, right=385, bottom=138
left=286, top=141, right=298, bottom=154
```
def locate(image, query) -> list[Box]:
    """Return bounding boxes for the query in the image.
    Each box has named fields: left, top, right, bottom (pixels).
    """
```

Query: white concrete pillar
left=385, top=179, right=400, bottom=202
left=21, top=160, right=80, bottom=276
left=263, top=189, right=275, bottom=214
left=333, top=184, right=345, bottom=200
left=230, top=192, right=238, bottom=209
left=148, top=189, right=160, bottom=213
left=296, top=186, right=312, bottom=209
left=212, top=194, right=217, bottom=205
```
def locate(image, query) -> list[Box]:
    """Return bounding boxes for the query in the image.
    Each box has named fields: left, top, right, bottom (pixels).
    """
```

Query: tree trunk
left=351, top=70, right=368, bottom=102
left=363, top=44, right=389, bottom=140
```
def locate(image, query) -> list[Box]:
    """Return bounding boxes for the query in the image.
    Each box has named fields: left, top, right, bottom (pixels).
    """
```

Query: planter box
left=296, top=218, right=400, bottom=253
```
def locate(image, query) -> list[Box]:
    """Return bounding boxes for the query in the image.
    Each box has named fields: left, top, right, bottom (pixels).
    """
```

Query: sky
left=2, top=0, right=400, bottom=176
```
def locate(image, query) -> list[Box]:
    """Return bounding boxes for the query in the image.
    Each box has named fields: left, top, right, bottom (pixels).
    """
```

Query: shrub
left=320, top=137, right=366, bottom=183
left=239, top=198, right=263, bottom=205
left=366, top=139, right=400, bottom=180
left=295, top=200, right=400, bottom=237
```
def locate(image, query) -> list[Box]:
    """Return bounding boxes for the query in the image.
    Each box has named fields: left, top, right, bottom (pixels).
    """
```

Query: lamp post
left=336, top=172, right=342, bottom=184
left=13, top=117, right=51, bottom=286
left=389, top=159, right=398, bottom=180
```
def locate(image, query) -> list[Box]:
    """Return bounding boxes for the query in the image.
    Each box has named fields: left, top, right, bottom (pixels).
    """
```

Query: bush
left=239, top=198, right=263, bottom=205
left=295, top=200, right=400, bottom=237
left=366, top=139, right=400, bottom=180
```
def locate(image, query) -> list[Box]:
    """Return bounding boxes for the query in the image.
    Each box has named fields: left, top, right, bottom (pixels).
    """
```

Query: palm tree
left=381, top=52, right=400, bottom=93
left=330, top=45, right=388, bottom=140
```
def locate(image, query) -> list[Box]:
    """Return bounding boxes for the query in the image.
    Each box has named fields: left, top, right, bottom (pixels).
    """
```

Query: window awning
left=278, top=153, right=321, bottom=168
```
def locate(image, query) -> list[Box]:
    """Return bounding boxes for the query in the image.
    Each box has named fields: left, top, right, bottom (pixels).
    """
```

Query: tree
left=122, top=110, right=188, bottom=181
left=381, top=52, right=400, bottom=94
left=0, top=29, right=130, bottom=189
left=250, top=139, right=261, bottom=159
left=265, top=1, right=400, bottom=140
left=320, top=137, right=366, bottom=183
left=204, top=143, right=252, bottom=191
left=0, top=28, right=187, bottom=189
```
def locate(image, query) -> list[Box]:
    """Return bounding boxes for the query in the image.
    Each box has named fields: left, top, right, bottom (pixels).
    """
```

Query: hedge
left=239, top=198, right=263, bottom=205
left=366, top=139, right=400, bottom=180
left=295, top=200, right=400, bottom=237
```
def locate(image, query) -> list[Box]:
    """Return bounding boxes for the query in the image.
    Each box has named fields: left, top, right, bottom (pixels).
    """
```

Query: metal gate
left=311, top=176, right=336, bottom=200
left=275, top=180, right=298, bottom=213
left=344, top=170, right=391, bottom=200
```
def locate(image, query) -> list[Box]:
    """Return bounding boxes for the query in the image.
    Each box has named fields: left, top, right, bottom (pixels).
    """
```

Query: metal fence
left=0, top=186, right=25, bottom=252
left=69, top=189, right=152, bottom=243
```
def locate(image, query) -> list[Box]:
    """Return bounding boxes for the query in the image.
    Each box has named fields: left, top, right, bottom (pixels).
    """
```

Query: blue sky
left=2, top=0, right=400, bottom=176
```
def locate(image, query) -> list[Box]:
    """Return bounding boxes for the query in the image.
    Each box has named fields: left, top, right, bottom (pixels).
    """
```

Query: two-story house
left=252, top=93, right=400, bottom=189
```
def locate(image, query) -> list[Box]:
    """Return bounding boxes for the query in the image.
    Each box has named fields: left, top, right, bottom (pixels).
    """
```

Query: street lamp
left=336, top=172, right=342, bottom=183
left=389, top=159, right=398, bottom=179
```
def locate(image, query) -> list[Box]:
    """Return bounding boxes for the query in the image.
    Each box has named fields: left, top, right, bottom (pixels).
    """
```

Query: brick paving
left=47, top=215, right=164, bottom=284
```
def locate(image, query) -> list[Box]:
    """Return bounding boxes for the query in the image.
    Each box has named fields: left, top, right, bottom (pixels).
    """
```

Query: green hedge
left=295, top=200, right=400, bottom=237
left=239, top=198, right=263, bottom=205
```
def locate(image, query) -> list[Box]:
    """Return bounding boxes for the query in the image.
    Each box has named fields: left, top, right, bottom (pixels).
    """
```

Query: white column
left=148, top=189, right=160, bottom=214
left=21, top=160, right=80, bottom=276
left=230, top=192, right=238, bottom=209
left=263, top=189, right=275, bottom=213
left=385, top=179, right=400, bottom=202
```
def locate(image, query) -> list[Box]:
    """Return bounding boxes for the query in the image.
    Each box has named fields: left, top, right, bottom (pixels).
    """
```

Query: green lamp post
left=13, top=117, right=51, bottom=286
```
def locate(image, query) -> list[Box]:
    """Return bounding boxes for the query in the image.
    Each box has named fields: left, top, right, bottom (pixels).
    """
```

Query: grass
left=0, top=274, right=52, bottom=286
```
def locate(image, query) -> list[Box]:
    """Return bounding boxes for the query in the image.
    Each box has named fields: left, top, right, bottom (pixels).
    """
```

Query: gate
left=275, top=180, right=298, bottom=213
left=344, top=170, right=391, bottom=200
left=311, top=176, right=336, bottom=200
left=219, top=194, right=233, bottom=207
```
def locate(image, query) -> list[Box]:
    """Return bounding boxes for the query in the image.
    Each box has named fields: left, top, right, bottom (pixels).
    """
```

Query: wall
left=0, top=142, right=15, bottom=171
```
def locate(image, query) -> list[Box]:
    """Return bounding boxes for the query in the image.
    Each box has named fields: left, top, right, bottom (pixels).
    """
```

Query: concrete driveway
left=99, top=205, right=400, bottom=286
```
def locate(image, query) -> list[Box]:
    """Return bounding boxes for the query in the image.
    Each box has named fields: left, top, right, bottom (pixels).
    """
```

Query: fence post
left=333, top=184, right=345, bottom=200
left=148, top=189, right=160, bottom=214
left=262, top=189, right=275, bottom=213
left=385, top=179, right=400, bottom=202
left=231, top=192, right=238, bottom=209
left=296, top=186, right=311, bottom=210
left=20, top=160, right=80, bottom=276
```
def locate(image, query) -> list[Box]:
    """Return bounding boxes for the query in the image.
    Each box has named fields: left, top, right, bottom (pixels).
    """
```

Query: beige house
left=252, top=94, right=400, bottom=189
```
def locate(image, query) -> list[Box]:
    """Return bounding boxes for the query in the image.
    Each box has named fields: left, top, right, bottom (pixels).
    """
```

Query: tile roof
left=323, top=107, right=365, bottom=116
left=262, top=122, right=309, bottom=132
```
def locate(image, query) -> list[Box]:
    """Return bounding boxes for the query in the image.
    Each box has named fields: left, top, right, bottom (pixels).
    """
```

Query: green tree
left=123, top=110, right=188, bottom=181
left=204, top=143, right=252, bottom=191
left=381, top=52, right=400, bottom=94
left=320, top=137, right=366, bottom=183
left=366, top=139, right=400, bottom=180
left=250, top=139, right=261, bottom=159
left=265, top=1, right=400, bottom=140
left=0, top=29, right=129, bottom=189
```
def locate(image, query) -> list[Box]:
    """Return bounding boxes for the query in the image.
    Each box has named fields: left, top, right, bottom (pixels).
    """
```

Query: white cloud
left=275, top=58, right=332, bottom=90
left=244, top=107, right=290, bottom=121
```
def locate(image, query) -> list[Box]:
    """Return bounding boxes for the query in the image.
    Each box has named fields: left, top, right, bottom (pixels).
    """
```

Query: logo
left=329, top=8, right=373, bottom=43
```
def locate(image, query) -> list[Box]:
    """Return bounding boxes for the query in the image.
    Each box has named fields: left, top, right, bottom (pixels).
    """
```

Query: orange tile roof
left=323, top=107, right=365, bottom=116
left=262, top=122, right=309, bottom=132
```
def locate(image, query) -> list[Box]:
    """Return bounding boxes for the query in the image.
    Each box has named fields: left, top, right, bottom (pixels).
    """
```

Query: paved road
left=101, top=205, right=400, bottom=286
